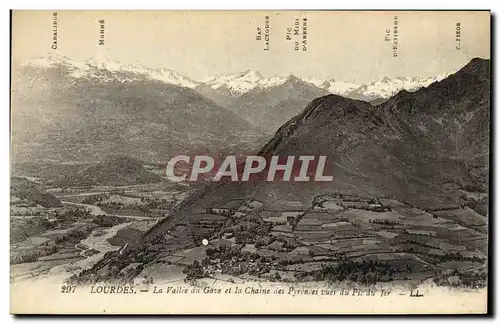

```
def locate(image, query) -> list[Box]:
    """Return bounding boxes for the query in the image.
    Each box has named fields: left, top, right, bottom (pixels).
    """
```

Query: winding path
left=61, top=201, right=154, bottom=221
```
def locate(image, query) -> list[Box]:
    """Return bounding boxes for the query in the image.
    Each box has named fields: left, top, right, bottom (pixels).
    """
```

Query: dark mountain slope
left=377, top=58, right=490, bottom=191
left=194, top=83, right=236, bottom=108
left=146, top=57, right=490, bottom=240
left=10, top=177, right=63, bottom=208
left=48, top=156, right=162, bottom=187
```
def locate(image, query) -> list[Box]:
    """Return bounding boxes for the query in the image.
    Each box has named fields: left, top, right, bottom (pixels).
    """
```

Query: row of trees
left=434, top=269, right=487, bottom=288
left=315, top=260, right=396, bottom=284
left=369, top=219, right=399, bottom=226
left=92, top=214, right=128, bottom=227
left=233, top=222, right=273, bottom=245
left=54, top=227, right=94, bottom=245
left=206, top=208, right=236, bottom=217
left=83, top=193, right=176, bottom=214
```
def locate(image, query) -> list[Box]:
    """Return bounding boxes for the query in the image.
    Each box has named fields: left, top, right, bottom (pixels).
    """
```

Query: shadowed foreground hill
left=146, top=57, right=490, bottom=239
left=48, top=156, right=162, bottom=187
left=10, top=177, right=63, bottom=208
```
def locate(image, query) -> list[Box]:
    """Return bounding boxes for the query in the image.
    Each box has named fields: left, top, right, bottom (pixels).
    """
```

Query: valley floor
left=10, top=182, right=189, bottom=284
left=49, top=189, right=488, bottom=290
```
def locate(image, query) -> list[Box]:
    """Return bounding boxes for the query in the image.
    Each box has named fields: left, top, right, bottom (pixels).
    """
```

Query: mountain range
left=10, top=53, right=464, bottom=167
left=12, top=54, right=266, bottom=164
left=22, top=53, right=445, bottom=101
left=17, top=53, right=449, bottom=133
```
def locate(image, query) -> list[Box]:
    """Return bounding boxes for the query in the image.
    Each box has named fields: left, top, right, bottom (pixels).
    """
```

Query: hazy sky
left=12, top=11, right=490, bottom=83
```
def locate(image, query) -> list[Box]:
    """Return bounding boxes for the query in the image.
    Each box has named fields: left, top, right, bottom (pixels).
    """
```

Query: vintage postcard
left=10, top=10, right=490, bottom=314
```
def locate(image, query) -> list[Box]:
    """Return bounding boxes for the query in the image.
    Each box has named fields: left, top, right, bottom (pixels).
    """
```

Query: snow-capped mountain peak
left=347, top=75, right=449, bottom=101
left=85, top=54, right=128, bottom=71
left=21, top=53, right=78, bottom=69
left=203, top=70, right=290, bottom=95
left=21, top=53, right=200, bottom=88
left=380, top=76, right=392, bottom=83
left=149, top=68, right=200, bottom=88
left=239, top=69, right=264, bottom=81
left=305, top=78, right=359, bottom=97
left=202, top=71, right=339, bottom=96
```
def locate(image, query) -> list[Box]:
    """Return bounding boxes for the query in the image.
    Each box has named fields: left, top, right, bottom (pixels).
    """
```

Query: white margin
left=1, top=1, right=498, bottom=323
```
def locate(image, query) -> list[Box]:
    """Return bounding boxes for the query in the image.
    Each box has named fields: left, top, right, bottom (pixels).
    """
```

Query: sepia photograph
left=9, top=10, right=491, bottom=314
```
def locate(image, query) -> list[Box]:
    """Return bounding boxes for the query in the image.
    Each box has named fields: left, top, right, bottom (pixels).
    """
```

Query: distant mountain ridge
left=12, top=54, right=265, bottom=164
left=20, top=53, right=452, bottom=102
left=22, top=53, right=200, bottom=88
left=13, top=53, right=471, bottom=163
left=348, top=75, right=447, bottom=102
left=197, top=68, right=448, bottom=102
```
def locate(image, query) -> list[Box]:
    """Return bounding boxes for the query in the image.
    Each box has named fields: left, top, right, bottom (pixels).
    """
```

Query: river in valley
left=47, top=221, right=133, bottom=279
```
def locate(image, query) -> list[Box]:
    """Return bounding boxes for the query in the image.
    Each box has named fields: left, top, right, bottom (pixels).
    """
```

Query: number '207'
left=61, top=285, right=76, bottom=293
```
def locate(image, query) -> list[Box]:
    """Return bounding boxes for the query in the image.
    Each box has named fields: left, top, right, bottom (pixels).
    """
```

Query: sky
left=12, top=10, right=490, bottom=84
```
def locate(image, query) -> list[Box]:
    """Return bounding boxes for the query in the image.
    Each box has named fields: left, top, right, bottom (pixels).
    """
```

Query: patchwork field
left=164, top=193, right=487, bottom=288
